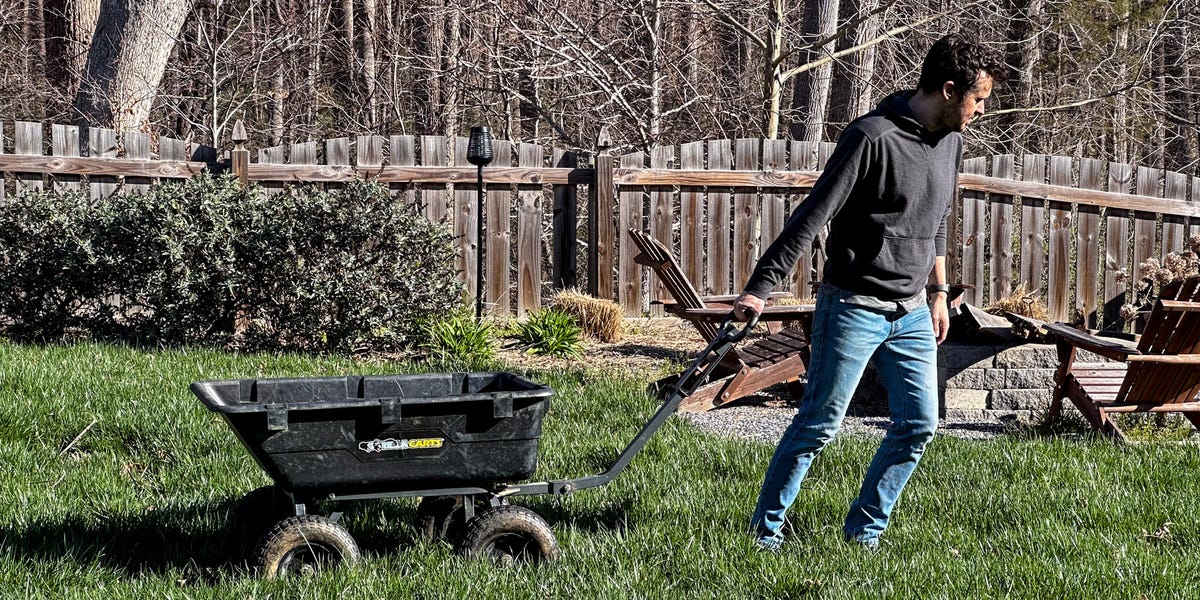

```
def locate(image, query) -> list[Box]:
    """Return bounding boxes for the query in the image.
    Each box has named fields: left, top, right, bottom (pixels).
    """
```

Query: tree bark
left=1001, top=0, right=1043, bottom=155
left=361, top=0, right=377, bottom=130
left=788, top=0, right=839, bottom=142
left=72, top=0, right=193, bottom=130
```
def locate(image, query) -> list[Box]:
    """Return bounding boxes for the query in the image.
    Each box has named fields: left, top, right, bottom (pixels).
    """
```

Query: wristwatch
left=927, top=284, right=951, bottom=295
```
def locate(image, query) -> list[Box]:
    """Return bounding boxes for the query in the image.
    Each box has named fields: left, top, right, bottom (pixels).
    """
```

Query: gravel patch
left=680, top=401, right=1021, bottom=444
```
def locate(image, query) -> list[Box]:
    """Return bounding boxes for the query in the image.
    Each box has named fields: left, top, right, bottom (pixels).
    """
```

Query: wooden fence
left=2, top=119, right=1197, bottom=328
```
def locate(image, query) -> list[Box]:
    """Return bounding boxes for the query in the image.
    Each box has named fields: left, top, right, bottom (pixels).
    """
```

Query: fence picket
left=454, top=137, right=477, bottom=305
left=487, top=142, right=513, bottom=315
left=1191, top=176, right=1200, bottom=241
left=1019, top=154, right=1047, bottom=296
left=389, top=135, right=416, bottom=208
left=1103, top=162, right=1133, bottom=328
left=89, top=127, right=118, bottom=200
left=1133, top=167, right=1161, bottom=279
left=1163, top=170, right=1187, bottom=255
left=517, top=142, right=543, bottom=317
left=706, top=140, right=732, bottom=296
left=1047, top=155, right=1073, bottom=322
left=733, top=138, right=759, bottom=291
left=961, top=157, right=986, bottom=306
left=618, top=151, right=645, bottom=314
left=51, top=124, right=81, bottom=192
left=649, top=146, right=675, bottom=315
left=762, top=139, right=786, bottom=292
left=355, top=135, right=383, bottom=168
left=1077, top=158, right=1102, bottom=328
left=15, top=121, right=42, bottom=193
left=989, top=155, right=1015, bottom=303
left=551, top=149, right=578, bottom=290
left=160, top=137, right=188, bottom=161
left=421, top=135, right=448, bottom=223
left=680, top=141, right=705, bottom=291
left=124, top=131, right=151, bottom=194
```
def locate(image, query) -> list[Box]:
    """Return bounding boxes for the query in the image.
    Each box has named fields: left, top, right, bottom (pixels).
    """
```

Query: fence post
left=590, top=126, right=614, bottom=300
left=231, top=119, right=249, bottom=186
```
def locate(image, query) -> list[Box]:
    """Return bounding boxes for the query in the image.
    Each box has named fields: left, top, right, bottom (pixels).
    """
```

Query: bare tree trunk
left=646, top=0, right=663, bottom=145
left=73, top=0, right=194, bottom=130
left=270, top=70, right=285, bottom=146
left=443, top=2, right=461, bottom=138
left=415, top=0, right=444, bottom=134
left=361, top=0, right=378, bottom=130
left=1112, top=3, right=1129, bottom=164
left=788, top=0, right=839, bottom=142
left=306, top=0, right=325, bottom=131
left=847, top=0, right=879, bottom=119
left=763, top=0, right=784, bottom=138
left=1001, top=0, right=1042, bottom=155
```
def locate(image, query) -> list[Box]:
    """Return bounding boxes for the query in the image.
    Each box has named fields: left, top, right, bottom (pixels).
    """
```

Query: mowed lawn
left=1, top=339, right=1198, bottom=599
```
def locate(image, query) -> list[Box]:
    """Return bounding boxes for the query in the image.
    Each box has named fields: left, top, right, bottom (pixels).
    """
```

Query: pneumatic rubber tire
left=253, top=514, right=360, bottom=578
left=454, top=505, right=560, bottom=565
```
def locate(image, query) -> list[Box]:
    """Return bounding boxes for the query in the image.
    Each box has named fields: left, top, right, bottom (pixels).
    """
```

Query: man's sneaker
left=754, top=536, right=783, bottom=553
left=847, top=535, right=880, bottom=551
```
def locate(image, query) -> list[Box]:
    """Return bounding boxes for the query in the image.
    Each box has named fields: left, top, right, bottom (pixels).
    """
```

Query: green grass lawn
left=1, top=339, right=1199, bottom=599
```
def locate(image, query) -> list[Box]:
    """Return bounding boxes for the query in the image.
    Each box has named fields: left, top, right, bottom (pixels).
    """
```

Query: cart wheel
left=454, top=505, right=560, bottom=565
left=253, top=514, right=360, bottom=579
left=225, top=486, right=290, bottom=555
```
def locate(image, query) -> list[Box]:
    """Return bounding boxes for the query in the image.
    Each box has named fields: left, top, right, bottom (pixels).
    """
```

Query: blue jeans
left=750, top=283, right=939, bottom=546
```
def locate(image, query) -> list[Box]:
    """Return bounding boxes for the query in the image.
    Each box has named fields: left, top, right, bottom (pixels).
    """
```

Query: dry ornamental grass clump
left=984, top=283, right=1049, bottom=321
left=548, top=289, right=623, bottom=342
left=1118, top=234, right=1200, bottom=321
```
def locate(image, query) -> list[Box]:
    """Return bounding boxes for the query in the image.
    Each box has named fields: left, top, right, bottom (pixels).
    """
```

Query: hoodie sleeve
left=933, top=139, right=963, bottom=257
left=743, top=126, right=873, bottom=299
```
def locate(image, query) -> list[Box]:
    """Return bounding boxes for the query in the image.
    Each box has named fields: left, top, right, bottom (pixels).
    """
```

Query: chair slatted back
left=627, top=229, right=721, bottom=342
left=1118, top=276, right=1200, bottom=405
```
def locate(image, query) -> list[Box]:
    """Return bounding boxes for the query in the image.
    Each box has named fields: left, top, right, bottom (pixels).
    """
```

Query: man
left=733, top=32, right=1007, bottom=552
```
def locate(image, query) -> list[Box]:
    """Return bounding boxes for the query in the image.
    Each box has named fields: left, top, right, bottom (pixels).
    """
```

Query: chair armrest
left=1127, top=354, right=1200, bottom=364
left=1158, top=300, right=1200, bottom=313
left=699, top=292, right=795, bottom=304
left=1044, top=323, right=1141, bottom=362
left=668, top=305, right=815, bottom=321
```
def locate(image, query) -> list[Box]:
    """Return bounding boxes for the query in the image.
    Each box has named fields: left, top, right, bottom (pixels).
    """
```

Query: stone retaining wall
left=849, top=341, right=1111, bottom=419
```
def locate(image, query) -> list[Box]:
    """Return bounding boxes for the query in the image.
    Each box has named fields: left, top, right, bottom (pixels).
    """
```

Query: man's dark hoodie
left=744, top=91, right=962, bottom=302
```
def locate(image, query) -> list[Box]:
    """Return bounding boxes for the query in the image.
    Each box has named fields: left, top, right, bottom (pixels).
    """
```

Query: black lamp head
left=467, top=126, right=494, bottom=166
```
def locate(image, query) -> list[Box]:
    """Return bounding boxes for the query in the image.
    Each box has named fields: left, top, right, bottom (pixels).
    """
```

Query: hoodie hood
left=878, top=90, right=952, bottom=144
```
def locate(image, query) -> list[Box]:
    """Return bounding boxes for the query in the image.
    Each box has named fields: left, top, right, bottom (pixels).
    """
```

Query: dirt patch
left=496, top=318, right=706, bottom=378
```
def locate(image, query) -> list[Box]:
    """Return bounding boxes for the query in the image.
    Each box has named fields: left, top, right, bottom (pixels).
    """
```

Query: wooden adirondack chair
left=627, top=228, right=814, bottom=412
left=1045, top=275, right=1200, bottom=441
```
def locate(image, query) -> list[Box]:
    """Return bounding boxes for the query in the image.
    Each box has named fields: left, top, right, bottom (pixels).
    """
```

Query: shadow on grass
left=0, top=500, right=241, bottom=581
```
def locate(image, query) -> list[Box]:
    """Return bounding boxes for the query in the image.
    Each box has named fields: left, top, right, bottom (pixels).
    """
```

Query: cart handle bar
left=512, top=309, right=760, bottom=496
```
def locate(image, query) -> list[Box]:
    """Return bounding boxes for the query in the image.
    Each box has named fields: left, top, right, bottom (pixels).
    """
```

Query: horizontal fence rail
left=1, top=121, right=1195, bottom=327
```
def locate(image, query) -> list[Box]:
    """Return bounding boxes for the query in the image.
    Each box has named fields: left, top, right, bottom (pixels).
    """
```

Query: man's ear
left=941, top=81, right=957, bottom=101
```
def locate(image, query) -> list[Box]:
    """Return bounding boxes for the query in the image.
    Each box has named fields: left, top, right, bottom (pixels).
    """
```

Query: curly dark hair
left=917, top=32, right=1008, bottom=94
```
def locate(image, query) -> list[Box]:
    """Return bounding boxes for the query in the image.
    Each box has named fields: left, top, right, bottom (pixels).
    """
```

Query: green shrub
left=421, top=310, right=498, bottom=366
left=0, top=175, right=465, bottom=353
left=513, top=309, right=584, bottom=359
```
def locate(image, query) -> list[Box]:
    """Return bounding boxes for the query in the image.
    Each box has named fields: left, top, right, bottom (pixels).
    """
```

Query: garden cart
left=192, top=310, right=761, bottom=578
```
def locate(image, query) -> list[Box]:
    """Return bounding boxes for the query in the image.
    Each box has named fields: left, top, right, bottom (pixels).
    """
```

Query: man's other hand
left=931, top=294, right=950, bottom=344
left=733, top=292, right=765, bottom=321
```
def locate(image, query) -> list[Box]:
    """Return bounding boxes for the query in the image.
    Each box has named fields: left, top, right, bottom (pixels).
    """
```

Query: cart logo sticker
left=359, top=437, right=444, bottom=453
